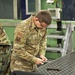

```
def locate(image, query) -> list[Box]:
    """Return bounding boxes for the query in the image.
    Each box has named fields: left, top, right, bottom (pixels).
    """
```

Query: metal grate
left=36, top=51, right=75, bottom=75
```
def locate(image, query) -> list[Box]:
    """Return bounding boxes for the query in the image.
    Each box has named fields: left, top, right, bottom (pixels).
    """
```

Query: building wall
left=0, top=0, right=75, bottom=59
left=0, top=0, right=13, bottom=19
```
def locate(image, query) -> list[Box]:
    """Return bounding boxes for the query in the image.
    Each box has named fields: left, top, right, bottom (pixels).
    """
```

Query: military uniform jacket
left=10, top=16, right=47, bottom=72
left=0, top=23, right=11, bottom=75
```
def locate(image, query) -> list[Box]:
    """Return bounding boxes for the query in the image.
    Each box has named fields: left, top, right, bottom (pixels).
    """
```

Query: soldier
left=0, top=23, right=11, bottom=75
left=10, top=10, right=52, bottom=72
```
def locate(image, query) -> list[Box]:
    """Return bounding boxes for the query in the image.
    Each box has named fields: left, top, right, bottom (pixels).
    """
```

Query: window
left=26, top=0, right=37, bottom=15
left=48, top=8, right=61, bottom=19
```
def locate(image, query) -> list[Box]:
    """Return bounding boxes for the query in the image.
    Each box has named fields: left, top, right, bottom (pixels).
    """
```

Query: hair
left=35, top=10, right=52, bottom=25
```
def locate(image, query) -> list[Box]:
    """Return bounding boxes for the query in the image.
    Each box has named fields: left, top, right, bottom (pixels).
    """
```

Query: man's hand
left=35, top=58, right=44, bottom=65
left=40, top=55, right=47, bottom=62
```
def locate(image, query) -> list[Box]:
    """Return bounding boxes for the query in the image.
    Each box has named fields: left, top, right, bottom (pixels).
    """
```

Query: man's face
left=34, top=17, right=48, bottom=29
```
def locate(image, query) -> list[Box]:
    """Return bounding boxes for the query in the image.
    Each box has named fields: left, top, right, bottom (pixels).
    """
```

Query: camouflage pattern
left=10, top=15, right=47, bottom=72
left=0, top=23, right=11, bottom=75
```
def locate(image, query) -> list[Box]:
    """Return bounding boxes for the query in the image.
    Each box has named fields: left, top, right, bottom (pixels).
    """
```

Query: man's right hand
left=35, top=58, right=44, bottom=65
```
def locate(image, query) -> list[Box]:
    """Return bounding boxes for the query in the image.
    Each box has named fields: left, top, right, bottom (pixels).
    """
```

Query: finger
left=43, top=58, right=47, bottom=62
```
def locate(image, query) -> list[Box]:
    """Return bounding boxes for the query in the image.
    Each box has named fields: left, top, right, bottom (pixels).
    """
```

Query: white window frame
left=26, top=0, right=41, bottom=15
left=48, top=8, right=61, bottom=19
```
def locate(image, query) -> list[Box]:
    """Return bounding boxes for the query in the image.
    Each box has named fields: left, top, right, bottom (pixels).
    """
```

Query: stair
left=47, top=34, right=64, bottom=39
left=47, top=47, right=63, bottom=52
left=46, top=23, right=73, bottom=57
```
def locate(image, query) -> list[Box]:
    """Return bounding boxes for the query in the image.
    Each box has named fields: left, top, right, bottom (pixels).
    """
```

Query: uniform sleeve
left=39, top=32, right=47, bottom=56
left=0, top=23, right=11, bottom=45
left=12, top=22, right=37, bottom=63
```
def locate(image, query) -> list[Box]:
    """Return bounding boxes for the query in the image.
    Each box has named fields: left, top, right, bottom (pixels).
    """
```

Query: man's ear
left=33, top=17, right=39, bottom=23
left=35, top=17, right=39, bottom=21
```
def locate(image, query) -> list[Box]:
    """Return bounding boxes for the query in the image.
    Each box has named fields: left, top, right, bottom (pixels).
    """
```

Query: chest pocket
left=27, top=33, right=40, bottom=46
left=26, top=29, right=44, bottom=46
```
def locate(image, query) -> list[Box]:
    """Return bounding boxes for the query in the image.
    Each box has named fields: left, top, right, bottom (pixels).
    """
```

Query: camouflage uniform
left=0, top=24, right=11, bottom=75
left=10, top=15, right=47, bottom=72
